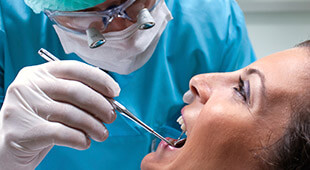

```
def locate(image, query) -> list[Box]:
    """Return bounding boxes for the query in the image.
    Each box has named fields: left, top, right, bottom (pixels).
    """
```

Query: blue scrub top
left=0, top=0, right=256, bottom=169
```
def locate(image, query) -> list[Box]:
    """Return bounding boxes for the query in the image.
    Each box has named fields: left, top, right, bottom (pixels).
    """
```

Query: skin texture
left=141, top=48, right=310, bottom=170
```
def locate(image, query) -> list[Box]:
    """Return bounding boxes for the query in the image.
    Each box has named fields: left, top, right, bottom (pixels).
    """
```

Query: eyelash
left=234, top=76, right=247, bottom=102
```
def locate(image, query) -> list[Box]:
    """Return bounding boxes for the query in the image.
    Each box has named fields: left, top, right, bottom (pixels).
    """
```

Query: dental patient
left=141, top=40, right=310, bottom=170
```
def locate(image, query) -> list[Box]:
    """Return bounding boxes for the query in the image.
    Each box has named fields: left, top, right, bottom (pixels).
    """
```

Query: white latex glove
left=0, top=60, right=120, bottom=170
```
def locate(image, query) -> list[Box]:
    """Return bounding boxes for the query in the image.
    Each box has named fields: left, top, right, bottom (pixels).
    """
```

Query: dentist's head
left=24, top=0, right=173, bottom=74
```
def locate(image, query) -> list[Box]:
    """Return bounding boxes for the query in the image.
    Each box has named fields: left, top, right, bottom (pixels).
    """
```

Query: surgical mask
left=54, top=0, right=173, bottom=75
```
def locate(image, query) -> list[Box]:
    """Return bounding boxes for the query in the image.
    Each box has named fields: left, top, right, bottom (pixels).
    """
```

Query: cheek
left=203, top=94, right=253, bottom=124
left=187, top=101, right=259, bottom=157
left=183, top=99, right=204, bottom=131
left=103, top=18, right=134, bottom=32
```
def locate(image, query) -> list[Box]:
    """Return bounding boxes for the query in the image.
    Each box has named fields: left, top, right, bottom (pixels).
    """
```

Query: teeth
left=181, top=124, right=186, bottom=131
left=177, top=115, right=187, bottom=132
left=177, top=116, right=182, bottom=123
left=179, top=118, right=183, bottom=124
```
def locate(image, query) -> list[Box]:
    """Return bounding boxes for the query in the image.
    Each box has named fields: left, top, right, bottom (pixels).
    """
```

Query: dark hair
left=296, top=40, right=310, bottom=49
left=263, top=40, right=310, bottom=170
left=265, top=101, right=310, bottom=170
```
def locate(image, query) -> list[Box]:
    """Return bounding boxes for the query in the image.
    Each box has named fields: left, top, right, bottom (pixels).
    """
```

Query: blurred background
left=236, top=0, right=310, bottom=58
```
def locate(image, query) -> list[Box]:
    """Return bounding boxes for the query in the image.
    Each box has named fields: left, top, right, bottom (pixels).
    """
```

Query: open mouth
left=171, top=116, right=187, bottom=148
left=173, top=138, right=186, bottom=148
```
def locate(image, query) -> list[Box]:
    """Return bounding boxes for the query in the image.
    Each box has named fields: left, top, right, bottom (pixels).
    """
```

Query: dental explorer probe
left=37, top=48, right=175, bottom=147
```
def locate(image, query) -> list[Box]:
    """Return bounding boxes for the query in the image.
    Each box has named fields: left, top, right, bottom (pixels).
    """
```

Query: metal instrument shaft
left=37, top=48, right=174, bottom=146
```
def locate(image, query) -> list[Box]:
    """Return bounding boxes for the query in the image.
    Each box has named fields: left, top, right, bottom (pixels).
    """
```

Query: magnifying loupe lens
left=137, top=8, right=155, bottom=30
left=86, top=27, right=106, bottom=48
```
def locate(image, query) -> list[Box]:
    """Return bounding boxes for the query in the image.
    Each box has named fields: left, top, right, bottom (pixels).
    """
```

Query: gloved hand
left=0, top=60, right=120, bottom=170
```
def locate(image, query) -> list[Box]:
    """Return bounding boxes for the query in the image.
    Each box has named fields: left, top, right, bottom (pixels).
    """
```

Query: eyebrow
left=245, top=68, right=266, bottom=101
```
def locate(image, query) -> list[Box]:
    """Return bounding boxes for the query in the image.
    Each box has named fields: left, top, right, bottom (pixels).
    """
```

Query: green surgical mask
left=24, top=0, right=107, bottom=13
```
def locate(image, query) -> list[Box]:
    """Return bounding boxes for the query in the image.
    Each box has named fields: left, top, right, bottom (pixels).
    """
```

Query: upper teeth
left=177, top=116, right=187, bottom=132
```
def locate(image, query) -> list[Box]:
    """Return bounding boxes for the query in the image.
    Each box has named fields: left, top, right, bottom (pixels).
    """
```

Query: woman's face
left=141, top=48, right=309, bottom=169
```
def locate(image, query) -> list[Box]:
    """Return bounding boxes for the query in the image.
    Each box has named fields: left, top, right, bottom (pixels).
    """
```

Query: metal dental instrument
left=106, top=98, right=175, bottom=147
left=37, top=48, right=174, bottom=147
left=177, top=130, right=185, bottom=140
left=38, top=48, right=60, bottom=62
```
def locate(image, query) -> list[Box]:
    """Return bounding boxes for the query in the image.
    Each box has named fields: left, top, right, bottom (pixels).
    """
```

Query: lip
left=158, top=138, right=180, bottom=151
left=181, top=107, right=185, bottom=114
left=149, top=137, right=182, bottom=164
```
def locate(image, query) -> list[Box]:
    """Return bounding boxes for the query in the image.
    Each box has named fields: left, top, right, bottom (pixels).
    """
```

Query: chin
left=141, top=116, right=189, bottom=170
left=141, top=137, right=187, bottom=169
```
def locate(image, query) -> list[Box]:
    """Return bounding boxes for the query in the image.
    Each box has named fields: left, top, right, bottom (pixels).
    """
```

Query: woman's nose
left=189, top=74, right=211, bottom=104
left=189, top=73, right=229, bottom=104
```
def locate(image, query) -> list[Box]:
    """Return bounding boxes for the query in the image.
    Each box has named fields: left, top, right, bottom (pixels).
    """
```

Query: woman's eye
left=234, top=76, right=250, bottom=102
